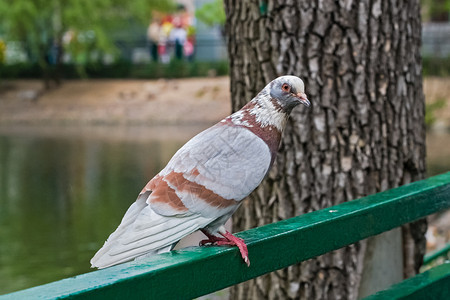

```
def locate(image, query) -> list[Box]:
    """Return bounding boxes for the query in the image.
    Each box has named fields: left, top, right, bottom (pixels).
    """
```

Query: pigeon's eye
left=282, top=83, right=291, bottom=92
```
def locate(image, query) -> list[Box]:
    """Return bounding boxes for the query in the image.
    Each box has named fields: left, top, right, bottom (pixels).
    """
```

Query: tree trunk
left=223, top=1, right=427, bottom=299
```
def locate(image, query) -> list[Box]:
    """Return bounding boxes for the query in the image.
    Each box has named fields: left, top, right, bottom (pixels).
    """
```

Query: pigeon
left=91, top=75, right=310, bottom=268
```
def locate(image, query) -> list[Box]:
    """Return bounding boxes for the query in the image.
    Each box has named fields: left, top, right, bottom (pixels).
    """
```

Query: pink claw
left=200, top=229, right=250, bottom=266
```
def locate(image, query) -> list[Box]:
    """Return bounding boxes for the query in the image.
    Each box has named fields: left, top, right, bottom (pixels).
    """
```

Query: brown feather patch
left=148, top=175, right=189, bottom=212
left=164, top=171, right=238, bottom=208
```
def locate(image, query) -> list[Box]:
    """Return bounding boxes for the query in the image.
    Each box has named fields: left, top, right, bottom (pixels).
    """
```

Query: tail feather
left=90, top=196, right=212, bottom=269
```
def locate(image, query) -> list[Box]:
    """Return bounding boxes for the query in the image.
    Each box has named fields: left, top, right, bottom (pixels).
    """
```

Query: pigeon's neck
left=221, top=92, right=288, bottom=163
left=233, top=91, right=288, bottom=131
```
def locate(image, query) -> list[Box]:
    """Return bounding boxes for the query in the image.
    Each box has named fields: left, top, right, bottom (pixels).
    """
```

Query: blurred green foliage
left=0, top=0, right=174, bottom=80
left=0, top=60, right=229, bottom=79
left=421, top=0, right=450, bottom=22
left=195, top=0, right=225, bottom=27
left=425, top=98, right=447, bottom=128
left=423, top=55, right=450, bottom=77
left=0, top=39, right=5, bottom=64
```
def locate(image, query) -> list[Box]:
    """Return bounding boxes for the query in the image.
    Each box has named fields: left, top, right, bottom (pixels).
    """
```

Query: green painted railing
left=2, top=172, right=450, bottom=300
left=364, top=262, right=450, bottom=299
left=423, top=242, right=450, bottom=265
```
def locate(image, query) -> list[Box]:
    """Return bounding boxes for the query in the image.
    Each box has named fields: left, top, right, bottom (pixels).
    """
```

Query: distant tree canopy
left=421, top=0, right=450, bottom=22
left=0, top=0, right=174, bottom=86
left=195, top=0, right=225, bottom=27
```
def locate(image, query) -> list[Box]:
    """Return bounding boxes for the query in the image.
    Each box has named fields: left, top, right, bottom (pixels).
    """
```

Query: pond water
left=0, top=127, right=448, bottom=295
left=0, top=126, right=197, bottom=295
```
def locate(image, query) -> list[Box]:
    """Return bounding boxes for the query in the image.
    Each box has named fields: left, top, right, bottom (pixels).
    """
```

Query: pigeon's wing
left=148, top=123, right=272, bottom=219
left=90, top=195, right=212, bottom=268
left=91, top=123, right=272, bottom=269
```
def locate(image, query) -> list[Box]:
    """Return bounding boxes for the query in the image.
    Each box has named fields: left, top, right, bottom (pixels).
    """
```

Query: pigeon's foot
left=200, top=229, right=250, bottom=266
left=220, top=231, right=250, bottom=266
left=199, top=229, right=229, bottom=245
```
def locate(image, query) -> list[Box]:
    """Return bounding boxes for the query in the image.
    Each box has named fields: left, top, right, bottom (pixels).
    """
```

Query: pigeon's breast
left=225, top=104, right=284, bottom=166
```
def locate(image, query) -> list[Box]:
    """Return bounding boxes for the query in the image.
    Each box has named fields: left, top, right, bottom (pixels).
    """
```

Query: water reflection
left=0, top=130, right=191, bottom=294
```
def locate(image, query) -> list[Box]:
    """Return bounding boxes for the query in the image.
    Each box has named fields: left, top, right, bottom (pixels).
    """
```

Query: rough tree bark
left=223, top=1, right=427, bottom=299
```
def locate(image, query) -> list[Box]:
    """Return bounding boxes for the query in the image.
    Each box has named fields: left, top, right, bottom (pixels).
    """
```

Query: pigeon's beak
left=294, top=92, right=310, bottom=107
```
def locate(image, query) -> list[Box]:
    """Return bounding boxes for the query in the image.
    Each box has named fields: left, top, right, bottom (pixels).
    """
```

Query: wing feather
left=160, top=124, right=272, bottom=213
left=101, top=193, right=148, bottom=244
left=90, top=202, right=212, bottom=269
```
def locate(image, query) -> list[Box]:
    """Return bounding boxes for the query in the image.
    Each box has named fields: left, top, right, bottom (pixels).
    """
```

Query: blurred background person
left=170, top=17, right=187, bottom=60
left=147, top=16, right=161, bottom=62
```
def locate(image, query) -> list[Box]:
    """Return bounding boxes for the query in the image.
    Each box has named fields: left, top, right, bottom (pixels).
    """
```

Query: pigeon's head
left=268, top=75, right=310, bottom=113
